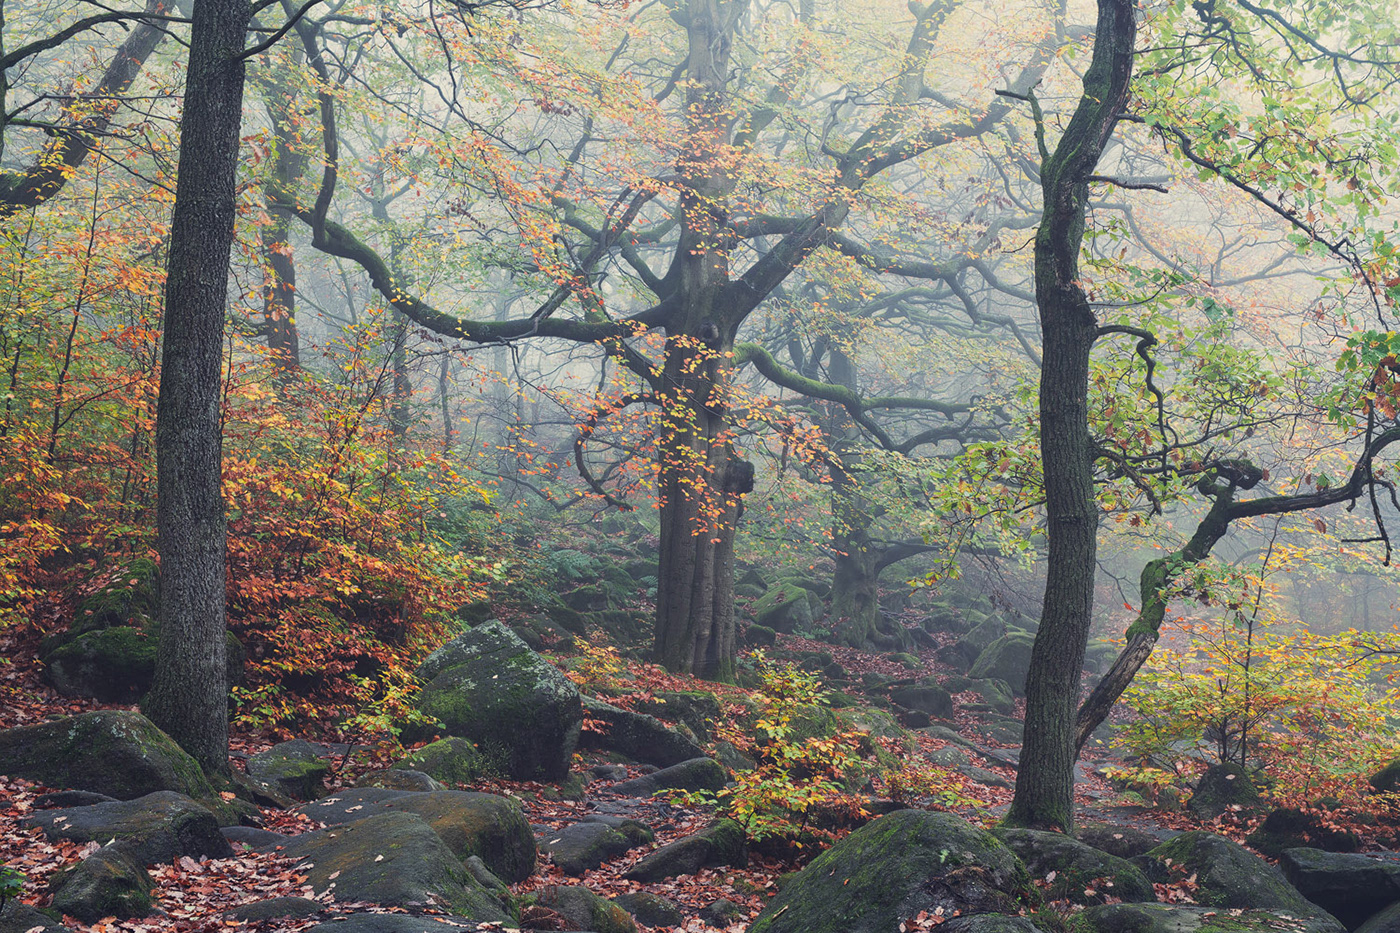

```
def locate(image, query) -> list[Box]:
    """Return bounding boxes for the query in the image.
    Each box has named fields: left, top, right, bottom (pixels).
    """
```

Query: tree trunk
left=825, top=349, right=884, bottom=647
left=144, top=0, right=251, bottom=777
left=1004, top=0, right=1136, bottom=831
left=259, top=67, right=308, bottom=378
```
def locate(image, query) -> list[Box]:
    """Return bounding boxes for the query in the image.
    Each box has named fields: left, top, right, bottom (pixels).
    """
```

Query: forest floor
left=0, top=621, right=1363, bottom=933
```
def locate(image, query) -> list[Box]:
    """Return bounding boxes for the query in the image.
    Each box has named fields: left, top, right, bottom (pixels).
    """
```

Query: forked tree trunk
left=144, top=0, right=252, bottom=777
left=1004, top=0, right=1136, bottom=831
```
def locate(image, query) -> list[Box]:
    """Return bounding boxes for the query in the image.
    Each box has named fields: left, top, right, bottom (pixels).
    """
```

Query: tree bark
left=259, top=67, right=309, bottom=378
left=1004, top=0, right=1136, bottom=832
left=144, top=0, right=251, bottom=777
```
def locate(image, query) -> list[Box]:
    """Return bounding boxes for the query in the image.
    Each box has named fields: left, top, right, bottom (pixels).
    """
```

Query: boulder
left=393, top=737, right=489, bottom=786
left=613, top=891, right=685, bottom=928
left=890, top=684, right=954, bottom=720
left=580, top=698, right=704, bottom=767
left=942, top=918, right=1047, bottom=933
left=1248, top=809, right=1361, bottom=858
left=751, top=583, right=814, bottom=633
left=610, top=757, right=727, bottom=797
left=994, top=827, right=1154, bottom=904
left=1370, top=758, right=1400, bottom=794
left=636, top=690, right=721, bottom=741
left=0, top=710, right=214, bottom=800
left=748, top=809, right=1037, bottom=933
left=534, top=884, right=637, bottom=933
left=544, top=820, right=649, bottom=876
left=0, top=900, right=70, bottom=933
left=355, top=769, right=445, bottom=793
left=1142, top=832, right=1331, bottom=918
left=836, top=707, right=906, bottom=742
left=1359, top=903, right=1400, bottom=933
left=1075, top=903, right=1343, bottom=933
left=297, top=788, right=536, bottom=882
left=247, top=739, right=329, bottom=801
left=623, top=820, right=747, bottom=882
left=967, top=633, right=1036, bottom=694
left=277, top=811, right=510, bottom=921
left=742, top=623, right=778, bottom=648
left=943, top=675, right=1016, bottom=715
left=413, top=621, right=583, bottom=781
left=42, top=623, right=243, bottom=702
left=222, top=825, right=289, bottom=850
left=1279, top=848, right=1400, bottom=930
left=47, top=840, right=154, bottom=923
left=960, top=766, right=1013, bottom=789
left=948, top=618, right=1007, bottom=670
left=1188, top=762, right=1261, bottom=818
left=25, top=791, right=233, bottom=864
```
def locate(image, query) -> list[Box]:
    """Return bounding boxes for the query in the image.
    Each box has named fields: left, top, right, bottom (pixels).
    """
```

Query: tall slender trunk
left=1005, top=0, right=1136, bottom=831
left=144, top=0, right=251, bottom=777
left=825, top=349, right=883, bottom=647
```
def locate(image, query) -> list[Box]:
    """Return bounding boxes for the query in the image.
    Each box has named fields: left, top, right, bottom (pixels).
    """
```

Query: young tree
left=143, top=0, right=253, bottom=776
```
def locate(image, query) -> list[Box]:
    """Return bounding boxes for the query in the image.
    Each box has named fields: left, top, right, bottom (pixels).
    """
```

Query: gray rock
left=392, top=737, right=488, bottom=786
left=748, top=809, right=1037, bottom=933
left=1142, top=832, right=1335, bottom=919
left=700, top=897, right=745, bottom=926
left=48, top=840, right=154, bottom=923
left=926, top=746, right=970, bottom=767
left=247, top=739, right=329, bottom=801
left=278, top=811, right=510, bottom=920
left=613, top=891, right=685, bottom=927
left=221, top=825, right=289, bottom=850
left=0, top=899, right=71, bottom=933
left=34, top=790, right=117, bottom=809
left=623, top=820, right=746, bottom=882
left=968, top=632, right=1036, bottom=694
left=1075, top=820, right=1175, bottom=859
left=1075, top=903, right=1343, bottom=933
left=413, top=621, right=583, bottom=781
left=0, top=710, right=214, bottom=800
left=534, top=884, right=637, bottom=933
left=995, top=827, right=1155, bottom=904
left=355, top=769, right=445, bottom=793
left=298, top=788, right=536, bottom=882
left=25, top=791, right=232, bottom=864
left=890, top=684, right=953, bottom=719
left=544, top=820, right=649, bottom=876
left=942, top=917, right=1047, bottom=933
left=1188, top=762, right=1261, bottom=818
left=611, top=757, right=727, bottom=796
left=580, top=697, right=704, bottom=767
left=959, top=765, right=1013, bottom=789
left=1279, top=848, right=1400, bottom=930
left=751, top=582, right=815, bottom=633
left=224, top=897, right=324, bottom=921
left=1359, top=902, right=1400, bottom=933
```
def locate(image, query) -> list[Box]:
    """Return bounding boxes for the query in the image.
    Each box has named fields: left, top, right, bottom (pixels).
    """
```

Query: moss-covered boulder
left=0, top=710, right=214, bottom=800
left=614, top=891, right=685, bottom=928
left=71, top=558, right=160, bottom=637
left=752, top=582, right=815, bottom=633
left=48, top=840, right=154, bottom=923
left=1247, top=809, right=1361, bottom=859
left=1371, top=758, right=1400, bottom=794
left=947, top=617, right=1008, bottom=670
left=968, top=632, right=1036, bottom=694
left=43, top=627, right=156, bottom=702
left=636, top=690, right=721, bottom=741
left=413, top=620, right=582, bottom=781
left=354, top=768, right=444, bottom=792
left=1358, top=902, right=1400, bottom=933
left=1074, top=903, right=1344, bottom=933
left=624, top=820, right=747, bottom=882
left=1188, top=762, right=1261, bottom=817
left=392, top=737, right=490, bottom=786
left=1074, top=820, right=1173, bottom=859
left=749, top=810, right=1037, bottom=933
left=1278, top=848, right=1400, bottom=930
left=25, top=791, right=233, bottom=864
left=836, top=707, right=906, bottom=742
left=0, top=900, right=71, bottom=933
left=277, top=811, right=510, bottom=921
left=944, top=676, right=1016, bottom=715
left=994, top=827, right=1154, bottom=904
left=580, top=697, right=705, bottom=767
left=544, top=820, right=651, bottom=876
left=943, top=917, right=1047, bottom=933
left=534, top=885, right=637, bottom=933
left=1142, top=832, right=1331, bottom=918
left=247, top=739, right=329, bottom=801
left=611, top=757, right=727, bottom=797
left=890, top=683, right=954, bottom=719
left=297, top=788, right=536, bottom=883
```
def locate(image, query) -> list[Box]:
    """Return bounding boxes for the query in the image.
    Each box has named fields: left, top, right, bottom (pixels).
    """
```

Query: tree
left=274, top=0, right=1049, bottom=678
left=142, top=0, right=253, bottom=776
left=1005, top=0, right=1400, bottom=829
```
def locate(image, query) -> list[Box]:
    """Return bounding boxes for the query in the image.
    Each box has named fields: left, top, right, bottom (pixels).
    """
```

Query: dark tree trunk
left=825, top=349, right=884, bottom=648
left=1004, top=0, right=1136, bottom=831
left=144, top=0, right=251, bottom=777
left=259, top=69, right=308, bottom=378
left=652, top=0, right=748, bottom=680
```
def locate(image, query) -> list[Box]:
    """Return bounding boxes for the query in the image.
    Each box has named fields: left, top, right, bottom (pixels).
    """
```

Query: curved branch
left=574, top=392, right=656, bottom=510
